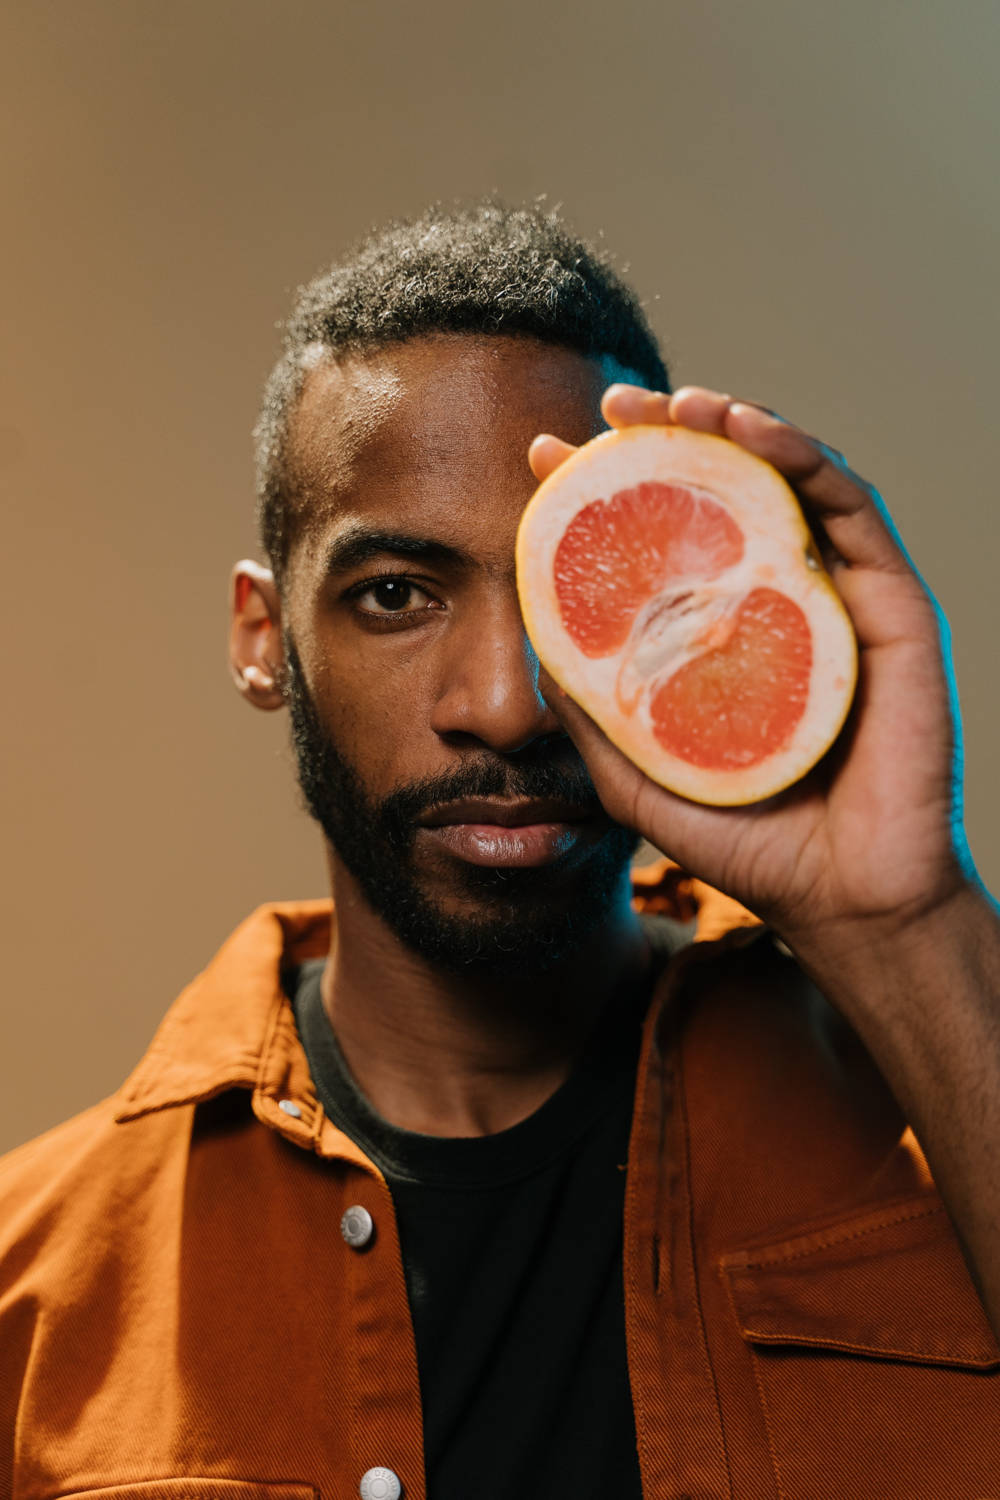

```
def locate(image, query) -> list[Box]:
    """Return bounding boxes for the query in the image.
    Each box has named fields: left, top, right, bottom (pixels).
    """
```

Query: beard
left=283, top=639, right=640, bottom=976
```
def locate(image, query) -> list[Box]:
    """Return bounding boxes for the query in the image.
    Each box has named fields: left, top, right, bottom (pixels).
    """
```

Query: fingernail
left=730, top=401, right=781, bottom=421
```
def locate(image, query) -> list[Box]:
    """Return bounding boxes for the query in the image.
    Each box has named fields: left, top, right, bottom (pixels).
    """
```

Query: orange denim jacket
left=2, top=865, right=999, bottom=1499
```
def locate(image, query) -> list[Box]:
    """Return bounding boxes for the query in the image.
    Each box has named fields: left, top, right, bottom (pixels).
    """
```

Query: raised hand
left=528, top=383, right=979, bottom=951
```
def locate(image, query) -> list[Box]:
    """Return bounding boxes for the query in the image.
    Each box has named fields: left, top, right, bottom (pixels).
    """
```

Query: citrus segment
left=649, top=587, right=812, bottom=770
left=553, top=481, right=745, bottom=657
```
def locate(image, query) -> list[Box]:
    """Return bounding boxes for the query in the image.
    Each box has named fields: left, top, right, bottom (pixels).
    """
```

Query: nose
left=429, top=596, right=564, bottom=755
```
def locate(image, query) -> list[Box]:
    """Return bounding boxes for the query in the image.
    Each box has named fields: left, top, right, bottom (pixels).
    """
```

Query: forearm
left=783, top=883, right=1000, bottom=1338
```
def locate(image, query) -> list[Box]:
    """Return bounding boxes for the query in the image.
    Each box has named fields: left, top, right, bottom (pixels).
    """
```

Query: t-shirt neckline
left=288, top=927, right=675, bottom=1190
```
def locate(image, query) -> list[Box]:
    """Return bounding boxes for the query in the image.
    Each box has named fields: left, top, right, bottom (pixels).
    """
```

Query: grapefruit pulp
left=516, top=425, right=857, bottom=806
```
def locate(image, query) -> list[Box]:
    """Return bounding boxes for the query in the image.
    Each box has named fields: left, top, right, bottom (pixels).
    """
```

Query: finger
left=604, top=382, right=780, bottom=435
left=669, top=385, right=822, bottom=437
left=601, top=384, right=672, bottom=429
left=724, top=402, right=913, bottom=576
left=528, top=433, right=578, bottom=482
left=665, top=385, right=738, bottom=433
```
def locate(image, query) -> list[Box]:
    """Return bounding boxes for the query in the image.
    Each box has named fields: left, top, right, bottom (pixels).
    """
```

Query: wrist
left=773, top=878, right=995, bottom=1006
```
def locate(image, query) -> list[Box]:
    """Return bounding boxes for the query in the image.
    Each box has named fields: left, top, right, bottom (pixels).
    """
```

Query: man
left=2, top=201, right=1000, bottom=1499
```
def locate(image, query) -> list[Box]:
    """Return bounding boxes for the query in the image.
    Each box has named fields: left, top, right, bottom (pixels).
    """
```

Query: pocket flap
left=720, top=1198, right=1000, bottom=1369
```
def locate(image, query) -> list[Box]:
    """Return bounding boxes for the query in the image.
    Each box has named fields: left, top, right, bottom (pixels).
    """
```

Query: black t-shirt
left=289, top=919, right=686, bottom=1499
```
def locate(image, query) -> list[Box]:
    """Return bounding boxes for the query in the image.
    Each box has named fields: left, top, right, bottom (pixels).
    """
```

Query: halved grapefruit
left=516, top=425, right=857, bottom=806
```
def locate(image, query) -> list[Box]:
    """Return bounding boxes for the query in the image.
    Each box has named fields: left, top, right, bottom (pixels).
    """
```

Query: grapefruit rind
left=516, top=425, right=858, bottom=806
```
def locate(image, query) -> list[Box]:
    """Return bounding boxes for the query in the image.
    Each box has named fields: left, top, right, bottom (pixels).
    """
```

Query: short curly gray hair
left=253, top=199, right=670, bottom=586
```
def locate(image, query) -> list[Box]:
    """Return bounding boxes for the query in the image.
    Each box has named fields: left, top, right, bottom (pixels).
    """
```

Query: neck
left=320, top=857, right=651, bottom=1138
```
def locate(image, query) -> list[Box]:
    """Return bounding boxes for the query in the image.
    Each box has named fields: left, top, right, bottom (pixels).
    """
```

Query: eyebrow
left=321, top=526, right=472, bottom=577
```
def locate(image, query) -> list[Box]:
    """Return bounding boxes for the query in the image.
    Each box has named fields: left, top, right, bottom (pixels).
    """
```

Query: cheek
left=295, top=590, right=449, bottom=781
left=312, top=659, right=433, bottom=793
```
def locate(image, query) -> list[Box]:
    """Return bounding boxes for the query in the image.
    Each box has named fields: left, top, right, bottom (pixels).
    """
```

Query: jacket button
left=360, top=1467, right=401, bottom=1500
left=341, top=1205, right=375, bottom=1248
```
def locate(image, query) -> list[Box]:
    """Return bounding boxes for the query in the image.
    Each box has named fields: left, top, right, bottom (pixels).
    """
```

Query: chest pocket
left=56, top=1483, right=317, bottom=1500
left=720, top=1197, right=1000, bottom=1499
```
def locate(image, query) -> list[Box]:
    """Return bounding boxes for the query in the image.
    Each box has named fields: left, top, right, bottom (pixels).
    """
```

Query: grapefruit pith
left=516, top=425, right=857, bottom=806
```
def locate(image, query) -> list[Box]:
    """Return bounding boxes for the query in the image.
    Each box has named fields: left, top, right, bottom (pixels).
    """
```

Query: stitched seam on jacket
left=742, top=1331, right=997, bottom=1363
left=722, top=1264, right=788, bottom=1500
left=678, top=1038, right=734, bottom=1496
left=622, top=975, right=665, bottom=1491
left=747, top=1344, right=792, bottom=1500
left=256, top=988, right=292, bottom=1096
left=729, top=1202, right=944, bottom=1269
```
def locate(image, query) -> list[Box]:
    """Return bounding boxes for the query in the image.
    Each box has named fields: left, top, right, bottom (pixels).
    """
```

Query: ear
left=229, top=560, right=286, bottom=711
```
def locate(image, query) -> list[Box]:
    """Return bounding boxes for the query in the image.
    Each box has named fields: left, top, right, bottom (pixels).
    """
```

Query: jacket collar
left=113, top=861, right=759, bottom=1157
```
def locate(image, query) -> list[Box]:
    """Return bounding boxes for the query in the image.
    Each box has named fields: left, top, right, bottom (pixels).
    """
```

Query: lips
left=416, top=797, right=601, bottom=869
left=418, top=797, right=595, bottom=829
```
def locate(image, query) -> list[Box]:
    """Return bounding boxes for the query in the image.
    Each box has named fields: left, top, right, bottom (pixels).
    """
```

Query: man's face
left=279, top=335, right=640, bottom=973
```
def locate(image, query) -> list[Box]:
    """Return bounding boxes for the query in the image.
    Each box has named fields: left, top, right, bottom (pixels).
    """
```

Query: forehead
left=284, top=335, right=613, bottom=569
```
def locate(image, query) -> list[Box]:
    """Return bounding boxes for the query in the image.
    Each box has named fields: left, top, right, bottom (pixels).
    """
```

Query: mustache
left=282, top=634, right=605, bottom=845
left=380, top=745, right=604, bottom=847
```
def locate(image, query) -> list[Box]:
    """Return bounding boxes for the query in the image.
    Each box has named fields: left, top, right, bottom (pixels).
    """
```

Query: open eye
left=352, top=576, right=438, bottom=616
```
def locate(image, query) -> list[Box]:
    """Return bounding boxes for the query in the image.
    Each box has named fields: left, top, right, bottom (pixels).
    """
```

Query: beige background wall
left=2, top=0, right=997, bottom=1153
